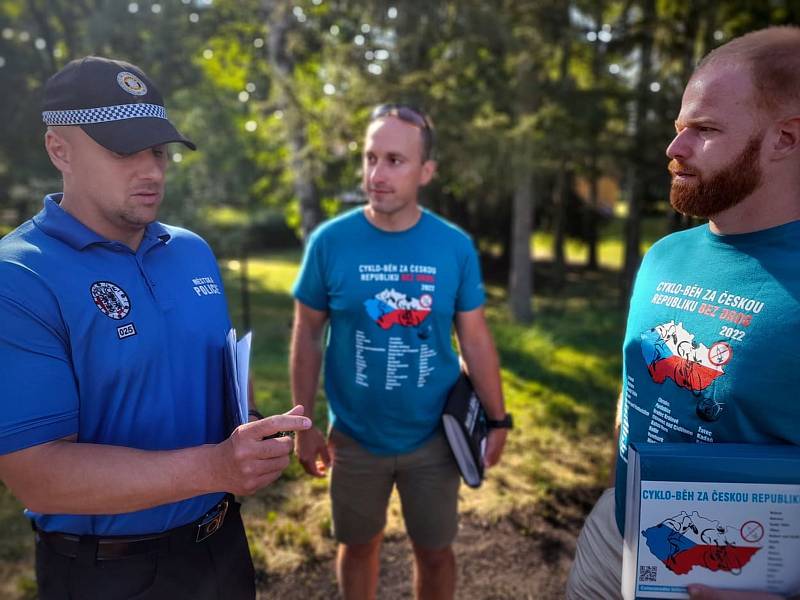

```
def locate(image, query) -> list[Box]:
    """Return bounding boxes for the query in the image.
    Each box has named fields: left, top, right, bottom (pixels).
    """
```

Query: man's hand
left=454, top=308, right=507, bottom=471
left=484, top=428, right=507, bottom=468
left=213, top=405, right=311, bottom=495
left=295, top=426, right=331, bottom=477
left=289, top=300, right=328, bottom=476
left=687, top=585, right=784, bottom=600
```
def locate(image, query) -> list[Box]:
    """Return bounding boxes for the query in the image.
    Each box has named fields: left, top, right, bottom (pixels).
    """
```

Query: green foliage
left=533, top=215, right=669, bottom=268
left=274, top=521, right=313, bottom=552
left=317, top=514, right=333, bottom=539
left=2, top=0, right=795, bottom=272
left=14, top=575, right=36, bottom=600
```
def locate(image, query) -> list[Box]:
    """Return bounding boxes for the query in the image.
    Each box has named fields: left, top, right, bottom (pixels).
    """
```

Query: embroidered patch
left=116, top=71, right=148, bottom=96
left=191, top=275, right=222, bottom=296
left=116, top=323, right=137, bottom=339
left=90, top=281, right=132, bottom=320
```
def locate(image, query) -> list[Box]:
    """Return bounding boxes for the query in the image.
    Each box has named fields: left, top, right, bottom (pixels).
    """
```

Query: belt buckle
left=195, top=498, right=229, bottom=543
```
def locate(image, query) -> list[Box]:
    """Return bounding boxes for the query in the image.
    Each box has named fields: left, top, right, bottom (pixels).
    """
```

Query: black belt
left=34, top=494, right=235, bottom=561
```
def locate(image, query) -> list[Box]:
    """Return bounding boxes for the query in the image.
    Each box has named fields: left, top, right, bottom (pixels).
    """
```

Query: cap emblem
left=116, top=71, right=148, bottom=96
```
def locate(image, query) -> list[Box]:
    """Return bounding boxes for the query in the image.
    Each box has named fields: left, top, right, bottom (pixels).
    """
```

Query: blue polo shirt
left=0, top=195, right=230, bottom=535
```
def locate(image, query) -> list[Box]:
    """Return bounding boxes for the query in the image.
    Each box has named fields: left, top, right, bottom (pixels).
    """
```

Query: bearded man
left=566, top=26, right=800, bottom=600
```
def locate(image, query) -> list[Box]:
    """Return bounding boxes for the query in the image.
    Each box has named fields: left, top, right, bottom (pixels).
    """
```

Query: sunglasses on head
left=369, top=104, right=434, bottom=160
left=370, top=104, right=431, bottom=130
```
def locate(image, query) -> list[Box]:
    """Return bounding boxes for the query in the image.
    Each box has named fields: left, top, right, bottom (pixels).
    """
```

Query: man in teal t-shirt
left=291, top=105, right=510, bottom=599
left=567, top=27, right=800, bottom=600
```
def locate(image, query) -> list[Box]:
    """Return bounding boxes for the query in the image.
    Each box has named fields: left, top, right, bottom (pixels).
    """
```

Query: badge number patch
left=116, top=323, right=137, bottom=339
left=90, top=281, right=132, bottom=320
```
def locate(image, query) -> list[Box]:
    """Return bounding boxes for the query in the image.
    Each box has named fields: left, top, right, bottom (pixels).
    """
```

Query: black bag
left=442, top=373, right=488, bottom=488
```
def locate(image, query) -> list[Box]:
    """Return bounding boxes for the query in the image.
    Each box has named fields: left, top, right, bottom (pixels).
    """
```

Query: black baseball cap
left=41, top=56, right=196, bottom=155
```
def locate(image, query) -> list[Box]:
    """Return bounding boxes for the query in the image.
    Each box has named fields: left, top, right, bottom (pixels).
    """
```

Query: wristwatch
left=486, top=413, right=513, bottom=429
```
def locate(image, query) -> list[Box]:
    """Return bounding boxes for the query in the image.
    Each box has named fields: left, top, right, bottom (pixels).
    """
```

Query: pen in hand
left=263, top=431, right=294, bottom=440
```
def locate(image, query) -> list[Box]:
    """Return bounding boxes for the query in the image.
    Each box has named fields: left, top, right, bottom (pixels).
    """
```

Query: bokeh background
left=1, top=1, right=798, bottom=597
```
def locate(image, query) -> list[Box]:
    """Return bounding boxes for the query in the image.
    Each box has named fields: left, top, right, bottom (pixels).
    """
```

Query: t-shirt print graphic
left=640, top=320, right=730, bottom=393
left=363, top=288, right=433, bottom=329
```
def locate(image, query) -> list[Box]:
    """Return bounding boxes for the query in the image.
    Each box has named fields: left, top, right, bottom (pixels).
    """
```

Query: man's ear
left=44, top=128, right=72, bottom=174
left=420, top=159, right=437, bottom=186
left=770, top=115, right=800, bottom=161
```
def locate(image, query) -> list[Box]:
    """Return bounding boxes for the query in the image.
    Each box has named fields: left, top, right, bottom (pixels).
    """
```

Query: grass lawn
left=218, top=239, right=637, bottom=578
left=532, top=216, right=667, bottom=268
left=0, top=217, right=670, bottom=597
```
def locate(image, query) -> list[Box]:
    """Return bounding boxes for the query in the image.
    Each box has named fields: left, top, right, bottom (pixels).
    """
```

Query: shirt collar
left=32, top=193, right=172, bottom=251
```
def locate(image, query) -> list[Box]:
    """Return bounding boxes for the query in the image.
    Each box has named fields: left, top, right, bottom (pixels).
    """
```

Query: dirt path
left=259, top=488, right=601, bottom=599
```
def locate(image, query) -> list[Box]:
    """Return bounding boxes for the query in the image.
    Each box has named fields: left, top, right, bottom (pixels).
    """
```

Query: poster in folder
left=623, top=442, right=800, bottom=600
left=442, top=374, right=487, bottom=488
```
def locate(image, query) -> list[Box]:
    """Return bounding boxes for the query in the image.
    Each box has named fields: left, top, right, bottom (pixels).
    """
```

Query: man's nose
left=666, top=129, right=692, bottom=161
left=369, top=160, right=386, bottom=182
left=134, top=149, right=166, bottom=181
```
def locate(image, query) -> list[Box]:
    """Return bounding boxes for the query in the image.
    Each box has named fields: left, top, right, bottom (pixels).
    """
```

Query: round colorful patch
left=90, top=281, right=132, bottom=320
left=116, top=71, right=148, bottom=96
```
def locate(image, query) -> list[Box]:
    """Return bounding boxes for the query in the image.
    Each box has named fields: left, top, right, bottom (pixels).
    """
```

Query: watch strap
left=486, top=413, right=513, bottom=429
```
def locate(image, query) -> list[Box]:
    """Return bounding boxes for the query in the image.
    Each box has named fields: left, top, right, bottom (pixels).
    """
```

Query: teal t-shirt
left=293, top=208, right=485, bottom=455
left=614, top=220, right=800, bottom=533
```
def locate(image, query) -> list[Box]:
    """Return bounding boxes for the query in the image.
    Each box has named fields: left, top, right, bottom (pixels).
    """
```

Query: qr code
left=639, top=565, right=658, bottom=582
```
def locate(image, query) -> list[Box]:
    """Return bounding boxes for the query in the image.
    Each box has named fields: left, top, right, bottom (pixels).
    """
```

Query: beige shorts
left=566, top=487, right=623, bottom=600
left=329, top=428, right=460, bottom=549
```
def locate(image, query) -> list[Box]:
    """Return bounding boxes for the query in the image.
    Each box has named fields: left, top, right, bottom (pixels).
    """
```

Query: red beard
left=669, top=133, right=763, bottom=218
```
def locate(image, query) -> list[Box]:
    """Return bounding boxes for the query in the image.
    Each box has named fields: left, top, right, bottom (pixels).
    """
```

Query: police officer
left=0, top=56, right=311, bottom=599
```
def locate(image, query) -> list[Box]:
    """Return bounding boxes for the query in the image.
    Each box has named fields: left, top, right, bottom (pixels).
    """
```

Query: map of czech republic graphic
left=364, top=288, right=432, bottom=330
left=641, top=321, right=731, bottom=393
left=642, top=511, right=761, bottom=576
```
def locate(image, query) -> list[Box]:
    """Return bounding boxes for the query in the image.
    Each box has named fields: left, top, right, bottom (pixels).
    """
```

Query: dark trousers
left=35, top=504, right=255, bottom=600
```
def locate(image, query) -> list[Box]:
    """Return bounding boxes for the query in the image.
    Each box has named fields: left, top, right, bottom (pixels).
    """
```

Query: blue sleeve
left=455, top=238, right=486, bottom=312
left=0, top=290, right=79, bottom=454
left=292, top=232, right=329, bottom=311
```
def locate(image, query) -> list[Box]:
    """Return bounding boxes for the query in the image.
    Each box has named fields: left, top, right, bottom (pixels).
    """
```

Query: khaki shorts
left=566, top=487, right=623, bottom=600
left=329, top=428, right=460, bottom=549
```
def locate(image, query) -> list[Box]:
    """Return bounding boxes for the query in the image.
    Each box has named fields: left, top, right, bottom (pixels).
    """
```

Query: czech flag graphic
left=640, top=321, right=728, bottom=393
left=364, top=288, right=432, bottom=330
left=642, top=512, right=760, bottom=576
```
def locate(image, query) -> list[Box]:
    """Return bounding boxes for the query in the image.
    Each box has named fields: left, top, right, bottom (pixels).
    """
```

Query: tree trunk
left=587, top=158, right=600, bottom=268
left=552, top=160, right=567, bottom=286
left=552, top=17, right=572, bottom=287
left=266, top=1, right=322, bottom=242
left=509, top=167, right=534, bottom=323
left=621, top=0, right=656, bottom=303
left=586, top=0, right=605, bottom=271
left=507, top=36, right=541, bottom=323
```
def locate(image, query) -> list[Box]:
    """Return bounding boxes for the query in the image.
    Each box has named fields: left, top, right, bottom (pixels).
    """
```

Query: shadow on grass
left=485, top=263, right=625, bottom=435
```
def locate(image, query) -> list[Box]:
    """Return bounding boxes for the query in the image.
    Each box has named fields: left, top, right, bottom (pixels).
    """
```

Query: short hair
left=696, top=26, right=800, bottom=116
left=369, top=104, right=435, bottom=161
